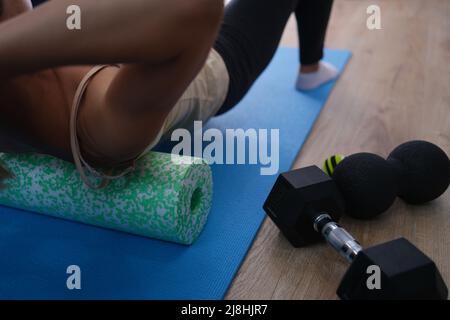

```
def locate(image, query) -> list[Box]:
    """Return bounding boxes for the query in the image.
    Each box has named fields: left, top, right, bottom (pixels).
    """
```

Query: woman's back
left=0, top=66, right=96, bottom=160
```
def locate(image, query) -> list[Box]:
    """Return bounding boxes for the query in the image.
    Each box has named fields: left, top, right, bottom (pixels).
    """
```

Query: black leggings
left=214, top=0, right=334, bottom=114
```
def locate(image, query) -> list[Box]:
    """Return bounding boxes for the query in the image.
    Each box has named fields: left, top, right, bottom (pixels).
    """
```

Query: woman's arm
left=0, top=0, right=221, bottom=77
left=1, top=0, right=223, bottom=167
left=1, top=1, right=33, bottom=22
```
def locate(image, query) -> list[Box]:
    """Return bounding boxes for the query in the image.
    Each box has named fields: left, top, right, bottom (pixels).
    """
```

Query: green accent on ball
left=0, top=152, right=213, bottom=245
left=323, top=154, right=344, bottom=176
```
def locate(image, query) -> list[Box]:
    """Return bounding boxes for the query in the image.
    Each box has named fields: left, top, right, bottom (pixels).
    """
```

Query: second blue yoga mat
left=0, top=48, right=351, bottom=299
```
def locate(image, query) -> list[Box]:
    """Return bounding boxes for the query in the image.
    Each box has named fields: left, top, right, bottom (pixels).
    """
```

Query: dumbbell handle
left=313, top=214, right=362, bottom=263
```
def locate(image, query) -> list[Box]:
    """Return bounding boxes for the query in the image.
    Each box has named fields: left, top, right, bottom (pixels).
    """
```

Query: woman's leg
left=214, top=0, right=299, bottom=113
left=296, top=0, right=334, bottom=68
left=30, top=0, right=46, bottom=6
left=295, top=0, right=337, bottom=90
left=214, top=0, right=337, bottom=110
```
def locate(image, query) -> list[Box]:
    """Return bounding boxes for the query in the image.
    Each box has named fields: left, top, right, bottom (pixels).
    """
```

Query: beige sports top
left=70, top=49, right=230, bottom=189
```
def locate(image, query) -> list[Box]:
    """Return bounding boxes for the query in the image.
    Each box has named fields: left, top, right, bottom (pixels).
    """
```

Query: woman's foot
left=296, top=61, right=338, bottom=91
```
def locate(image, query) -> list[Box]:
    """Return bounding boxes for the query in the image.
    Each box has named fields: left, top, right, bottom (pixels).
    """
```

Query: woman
left=0, top=0, right=336, bottom=188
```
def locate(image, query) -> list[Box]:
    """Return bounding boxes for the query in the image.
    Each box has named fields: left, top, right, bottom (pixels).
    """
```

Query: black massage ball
left=387, top=140, right=450, bottom=204
left=332, top=153, right=398, bottom=219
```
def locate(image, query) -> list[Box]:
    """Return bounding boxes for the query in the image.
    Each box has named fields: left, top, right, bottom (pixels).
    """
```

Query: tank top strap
left=70, top=64, right=137, bottom=189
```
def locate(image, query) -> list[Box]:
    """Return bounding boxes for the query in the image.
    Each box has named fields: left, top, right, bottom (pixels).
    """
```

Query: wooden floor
left=226, top=0, right=450, bottom=300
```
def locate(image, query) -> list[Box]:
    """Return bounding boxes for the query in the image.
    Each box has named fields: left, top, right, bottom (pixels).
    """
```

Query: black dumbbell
left=263, top=165, right=448, bottom=299
left=324, top=140, right=450, bottom=219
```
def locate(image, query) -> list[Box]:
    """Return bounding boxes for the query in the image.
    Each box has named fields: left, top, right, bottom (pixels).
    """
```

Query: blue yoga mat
left=0, top=48, right=351, bottom=299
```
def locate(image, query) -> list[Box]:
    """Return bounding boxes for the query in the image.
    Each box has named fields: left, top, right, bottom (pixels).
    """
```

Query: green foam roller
left=0, top=152, right=213, bottom=245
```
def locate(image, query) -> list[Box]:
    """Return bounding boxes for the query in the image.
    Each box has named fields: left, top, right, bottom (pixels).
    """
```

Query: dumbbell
left=263, top=165, right=448, bottom=299
left=323, top=140, right=450, bottom=219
